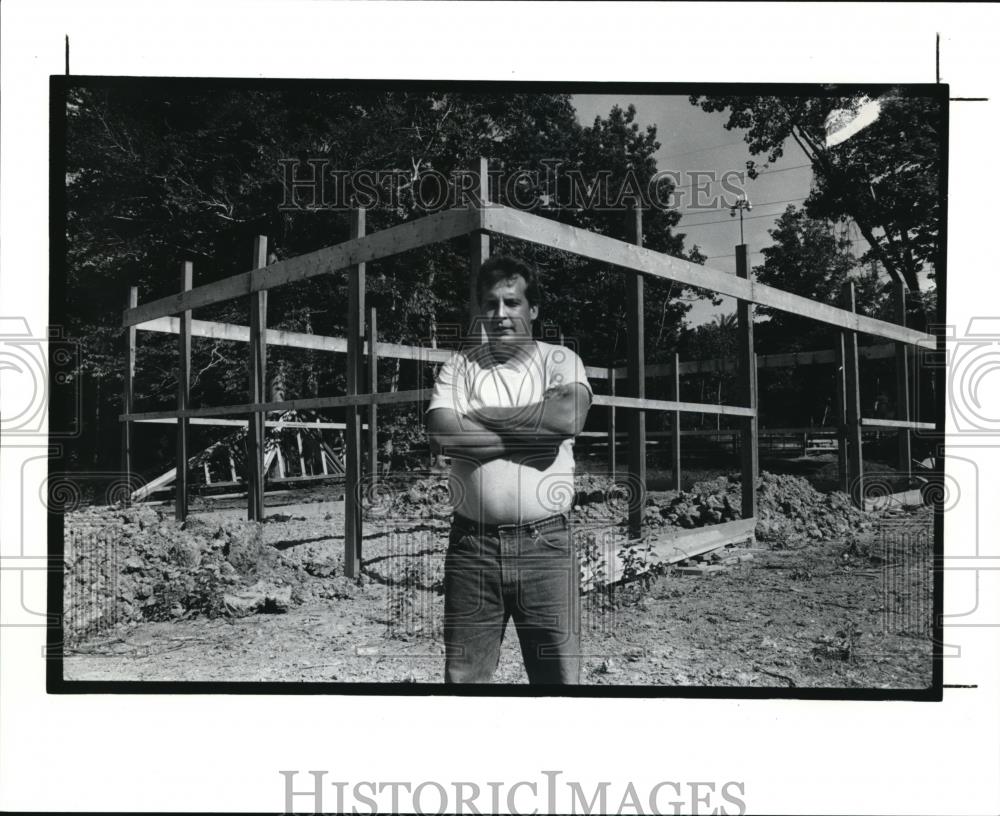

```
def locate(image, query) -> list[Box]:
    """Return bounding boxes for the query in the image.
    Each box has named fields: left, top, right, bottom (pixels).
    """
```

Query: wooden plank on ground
left=650, top=517, right=757, bottom=565
left=864, top=488, right=925, bottom=511
left=580, top=517, right=757, bottom=592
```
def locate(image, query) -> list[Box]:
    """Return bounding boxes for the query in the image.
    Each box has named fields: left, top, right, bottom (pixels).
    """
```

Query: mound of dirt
left=64, top=470, right=877, bottom=642
left=63, top=505, right=353, bottom=643
left=647, top=472, right=875, bottom=544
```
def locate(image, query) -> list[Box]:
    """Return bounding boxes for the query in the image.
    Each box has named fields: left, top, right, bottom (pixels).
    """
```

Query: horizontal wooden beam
left=590, top=393, right=756, bottom=417
left=124, top=208, right=480, bottom=327
left=588, top=343, right=897, bottom=380
left=137, top=316, right=452, bottom=363
left=138, top=316, right=900, bottom=382
left=859, top=417, right=937, bottom=431
left=135, top=417, right=358, bottom=429
left=125, top=389, right=755, bottom=424
left=482, top=206, right=933, bottom=347
left=121, top=388, right=427, bottom=423
left=580, top=426, right=841, bottom=439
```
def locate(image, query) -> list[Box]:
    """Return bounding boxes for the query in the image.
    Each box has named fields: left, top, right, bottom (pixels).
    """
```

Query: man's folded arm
left=471, top=383, right=592, bottom=437
left=427, top=394, right=582, bottom=461
left=427, top=408, right=510, bottom=462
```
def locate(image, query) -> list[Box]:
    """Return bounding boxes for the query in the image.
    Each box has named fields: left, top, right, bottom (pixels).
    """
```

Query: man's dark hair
left=477, top=254, right=543, bottom=308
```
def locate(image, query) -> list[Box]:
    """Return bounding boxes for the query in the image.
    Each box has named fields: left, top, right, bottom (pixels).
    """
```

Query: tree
left=64, top=86, right=705, bottom=472
left=753, top=205, right=883, bottom=352
left=750, top=206, right=883, bottom=427
left=689, top=91, right=944, bottom=296
left=678, top=313, right=738, bottom=429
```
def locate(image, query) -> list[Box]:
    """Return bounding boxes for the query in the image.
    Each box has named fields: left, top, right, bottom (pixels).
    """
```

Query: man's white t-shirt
left=427, top=340, right=592, bottom=525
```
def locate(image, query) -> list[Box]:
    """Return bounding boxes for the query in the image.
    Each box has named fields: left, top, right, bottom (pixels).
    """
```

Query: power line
left=678, top=207, right=808, bottom=229
left=704, top=250, right=765, bottom=260
left=678, top=195, right=807, bottom=217
left=659, top=138, right=749, bottom=163
left=754, top=162, right=812, bottom=176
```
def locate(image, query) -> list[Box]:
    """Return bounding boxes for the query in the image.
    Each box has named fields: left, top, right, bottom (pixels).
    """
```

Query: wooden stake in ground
left=122, top=286, right=137, bottom=507
left=736, top=244, right=758, bottom=521
left=626, top=205, right=646, bottom=540
left=176, top=262, right=192, bottom=521
left=248, top=237, right=268, bottom=521
left=344, top=210, right=365, bottom=578
left=841, top=281, right=864, bottom=508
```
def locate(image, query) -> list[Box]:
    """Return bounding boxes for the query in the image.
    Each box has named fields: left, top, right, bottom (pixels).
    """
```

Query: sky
left=572, top=94, right=837, bottom=326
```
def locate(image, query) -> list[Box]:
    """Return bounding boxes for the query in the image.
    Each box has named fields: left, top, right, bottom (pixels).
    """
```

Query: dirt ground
left=62, top=466, right=935, bottom=689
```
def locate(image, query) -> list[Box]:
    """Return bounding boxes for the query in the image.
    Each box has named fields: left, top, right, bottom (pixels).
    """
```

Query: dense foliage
left=690, top=91, right=944, bottom=296
left=64, top=85, right=704, bottom=471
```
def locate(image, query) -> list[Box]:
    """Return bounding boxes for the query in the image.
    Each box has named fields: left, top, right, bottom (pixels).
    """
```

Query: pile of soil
left=361, top=476, right=454, bottom=521
left=574, top=471, right=879, bottom=549
left=64, top=470, right=880, bottom=641
left=63, top=505, right=357, bottom=644
left=645, top=472, right=876, bottom=544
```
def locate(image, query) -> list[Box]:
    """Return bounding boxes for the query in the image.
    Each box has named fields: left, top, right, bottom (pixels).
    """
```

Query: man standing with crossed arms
left=427, top=255, right=592, bottom=684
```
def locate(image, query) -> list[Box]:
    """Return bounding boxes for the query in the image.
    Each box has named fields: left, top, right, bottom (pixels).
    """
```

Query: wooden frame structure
left=120, top=159, right=939, bottom=577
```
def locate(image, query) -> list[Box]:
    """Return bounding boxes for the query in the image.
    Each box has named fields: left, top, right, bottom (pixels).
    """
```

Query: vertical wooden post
left=607, top=360, right=616, bottom=478
left=735, top=246, right=758, bottom=520
left=122, top=286, right=137, bottom=506
left=835, top=333, right=849, bottom=493
left=672, top=352, right=682, bottom=492
left=344, top=209, right=365, bottom=578
left=626, top=206, right=646, bottom=540
left=469, top=157, right=490, bottom=336
left=247, top=237, right=268, bottom=521
left=841, top=282, right=864, bottom=507
left=367, top=306, right=378, bottom=483
left=296, top=431, right=306, bottom=476
left=176, top=262, right=192, bottom=521
left=319, top=420, right=329, bottom=476
left=894, top=280, right=912, bottom=484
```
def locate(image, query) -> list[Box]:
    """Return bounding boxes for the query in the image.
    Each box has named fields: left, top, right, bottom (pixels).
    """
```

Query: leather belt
left=451, top=511, right=568, bottom=537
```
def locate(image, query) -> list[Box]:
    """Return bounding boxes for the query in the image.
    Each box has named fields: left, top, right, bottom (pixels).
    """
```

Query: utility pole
left=730, top=194, right=752, bottom=245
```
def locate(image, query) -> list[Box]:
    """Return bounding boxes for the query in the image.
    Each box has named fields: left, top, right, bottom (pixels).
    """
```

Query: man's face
left=479, top=274, right=538, bottom=346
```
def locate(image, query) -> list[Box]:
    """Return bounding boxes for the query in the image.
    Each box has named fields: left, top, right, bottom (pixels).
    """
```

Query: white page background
left=1, top=3, right=998, bottom=814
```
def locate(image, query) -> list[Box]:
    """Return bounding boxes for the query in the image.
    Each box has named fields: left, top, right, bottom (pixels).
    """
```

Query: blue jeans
left=443, top=512, right=581, bottom=684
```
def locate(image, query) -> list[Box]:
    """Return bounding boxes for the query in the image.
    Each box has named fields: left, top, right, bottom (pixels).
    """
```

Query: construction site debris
left=64, top=470, right=879, bottom=640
